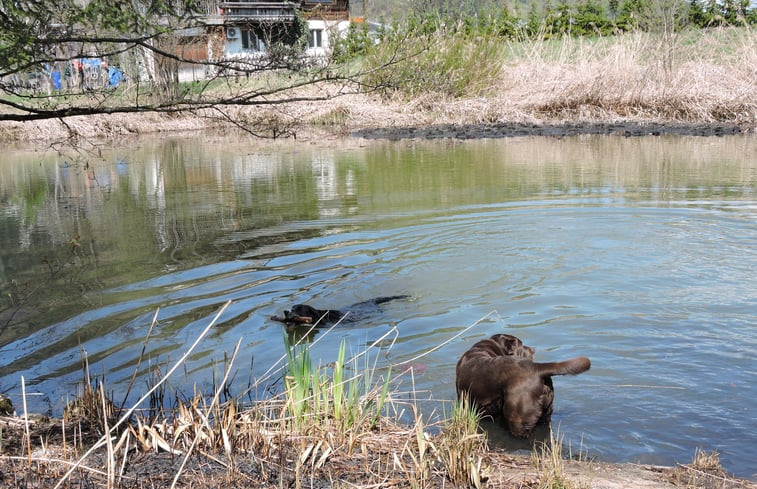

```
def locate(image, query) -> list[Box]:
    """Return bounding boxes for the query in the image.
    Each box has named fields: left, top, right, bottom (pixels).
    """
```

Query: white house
left=212, top=1, right=351, bottom=60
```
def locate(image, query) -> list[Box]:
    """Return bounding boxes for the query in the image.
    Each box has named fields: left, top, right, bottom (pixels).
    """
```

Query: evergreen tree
left=617, top=0, right=648, bottom=30
left=687, top=0, right=712, bottom=27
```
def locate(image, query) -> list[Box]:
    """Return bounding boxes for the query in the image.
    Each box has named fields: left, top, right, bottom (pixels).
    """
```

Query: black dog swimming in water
left=271, top=295, right=410, bottom=325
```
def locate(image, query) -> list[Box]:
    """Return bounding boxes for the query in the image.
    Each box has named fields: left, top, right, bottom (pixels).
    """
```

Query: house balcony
left=218, top=1, right=296, bottom=21
left=200, top=0, right=348, bottom=25
left=203, top=1, right=297, bottom=24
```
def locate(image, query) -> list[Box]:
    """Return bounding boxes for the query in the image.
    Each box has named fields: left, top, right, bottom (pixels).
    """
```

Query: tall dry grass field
left=375, top=26, right=756, bottom=127
left=505, top=28, right=756, bottom=123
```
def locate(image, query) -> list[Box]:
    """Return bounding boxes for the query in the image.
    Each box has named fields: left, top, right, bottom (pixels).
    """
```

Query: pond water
left=0, top=133, right=755, bottom=478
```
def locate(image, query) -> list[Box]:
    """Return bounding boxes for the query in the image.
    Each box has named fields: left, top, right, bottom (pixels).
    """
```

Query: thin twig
left=676, top=464, right=731, bottom=482
left=391, top=311, right=496, bottom=368
left=120, top=308, right=160, bottom=410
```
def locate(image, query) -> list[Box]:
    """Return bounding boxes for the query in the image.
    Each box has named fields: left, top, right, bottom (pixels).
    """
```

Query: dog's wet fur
left=271, top=295, right=410, bottom=325
left=455, top=334, right=590, bottom=438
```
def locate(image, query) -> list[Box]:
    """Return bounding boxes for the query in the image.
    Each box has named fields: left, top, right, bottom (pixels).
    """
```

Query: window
left=241, top=29, right=264, bottom=52
left=308, top=29, right=323, bottom=48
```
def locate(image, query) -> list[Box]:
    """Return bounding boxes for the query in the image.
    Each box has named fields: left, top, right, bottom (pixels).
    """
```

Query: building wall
left=221, top=20, right=350, bottom=58
left=224, top=26, right=266, bottom=56
left=305, top=19, right=350, bottom=57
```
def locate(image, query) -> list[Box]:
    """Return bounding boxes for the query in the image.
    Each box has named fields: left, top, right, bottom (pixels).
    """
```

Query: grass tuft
left=283, top=335, right=393, bottom=442
left=689, top=448, right=723, bottom=474
left=437, top=395, right=488, bottom=488
left=672, top=448, right=731, bottom=489
left=532, top=428, right=576, bottom=489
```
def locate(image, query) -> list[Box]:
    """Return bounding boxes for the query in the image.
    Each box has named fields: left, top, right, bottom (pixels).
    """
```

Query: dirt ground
left=0, top=91, right=753, bottom=147
left=1, top=411, right=755, bottom=489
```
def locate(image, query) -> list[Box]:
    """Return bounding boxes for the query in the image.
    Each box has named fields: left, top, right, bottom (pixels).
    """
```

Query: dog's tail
left=535, top=357, right=591, bottom=377
left=372, top=295, right=411, bottom=305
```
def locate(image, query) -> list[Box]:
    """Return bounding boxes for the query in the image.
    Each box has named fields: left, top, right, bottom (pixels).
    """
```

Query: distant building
left=205, top=0, right=350, bottom=59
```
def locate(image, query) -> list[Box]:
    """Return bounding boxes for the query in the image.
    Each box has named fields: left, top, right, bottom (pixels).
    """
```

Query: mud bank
left=1, top=91, right=755, bottom=148
left=1, top=413, right=755, bottom=489
left=352, top=121, right=747, bottom=140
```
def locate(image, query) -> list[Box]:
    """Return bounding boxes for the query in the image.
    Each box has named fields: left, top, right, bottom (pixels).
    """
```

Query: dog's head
left=504, top=373, right=553, bottom=438
left=275, top=305, right=342, bottom=325
left=287, top=305, right=322, bottom=322
left=489, top=334, right=535, bottom=359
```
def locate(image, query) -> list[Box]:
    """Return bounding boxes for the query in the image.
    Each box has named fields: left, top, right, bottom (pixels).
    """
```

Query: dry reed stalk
left=21, top=377, right=30, bottom=468
left=118, top=430, right=130, bottom=481
left=99, top=386, right=114, bottom=489
left=170, top=337, right=241, bottom=489
left=120, top=307, right=160, bottom=410
left=53, top=300, right=231, bottom=489
left=60, top=416, right=65, bottom=461
left=391, top=310, right=496, bottom=371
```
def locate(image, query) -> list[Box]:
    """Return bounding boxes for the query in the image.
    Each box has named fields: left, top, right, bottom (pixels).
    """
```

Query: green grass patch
left=283, top=335, right=392, bottom=437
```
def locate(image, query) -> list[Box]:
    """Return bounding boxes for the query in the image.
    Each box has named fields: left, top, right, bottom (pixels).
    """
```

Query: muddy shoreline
left=1, top=411, right=755, bottom=489
left=352, top=121, right=748, bottom=140
left=1, top=95, right=754, bottom=147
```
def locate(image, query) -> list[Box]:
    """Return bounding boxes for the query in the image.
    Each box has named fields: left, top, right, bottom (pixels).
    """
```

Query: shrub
left=363, top=24, right=505, bottom=98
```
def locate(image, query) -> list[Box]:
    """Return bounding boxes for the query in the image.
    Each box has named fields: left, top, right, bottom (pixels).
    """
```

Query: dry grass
left=530, top=428, right=579, bottom=489
left=0, top=306, right=499, bottom=488
left=436, top=396, right=488, bottom=488
left=669, top=449, right=751, bottom=489
left=425, top=27, right=757, bottom=127
left=510, top=30, right=755, bottom=124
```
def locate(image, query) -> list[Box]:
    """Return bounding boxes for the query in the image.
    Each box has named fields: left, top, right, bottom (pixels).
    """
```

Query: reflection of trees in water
left=0, top=156, right=112, bottom=339
left=0, top=233, right=99, bottom=344
left=0, top=142, right=331, bottom=337
left=1, top=135, right=754, bottom=342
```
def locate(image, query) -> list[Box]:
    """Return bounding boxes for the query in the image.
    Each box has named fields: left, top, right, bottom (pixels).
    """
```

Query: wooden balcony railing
left=218, top=2, right=297, bottom=21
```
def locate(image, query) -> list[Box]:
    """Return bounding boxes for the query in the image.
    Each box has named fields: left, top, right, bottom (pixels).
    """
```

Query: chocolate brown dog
left=456, top=334, right=590, bottom=438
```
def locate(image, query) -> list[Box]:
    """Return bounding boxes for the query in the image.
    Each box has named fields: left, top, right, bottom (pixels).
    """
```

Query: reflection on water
left=0, top=134, right=756, bottom=478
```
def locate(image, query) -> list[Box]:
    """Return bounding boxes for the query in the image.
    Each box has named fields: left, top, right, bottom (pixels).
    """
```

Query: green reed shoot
left=283, top=335, right=393, bottom=434
left=284, top=334, right=313, bottom=425
left=332, top=339, right=346, bottom=421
